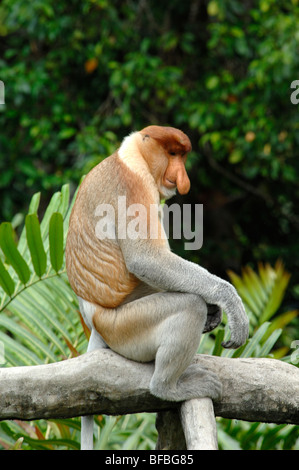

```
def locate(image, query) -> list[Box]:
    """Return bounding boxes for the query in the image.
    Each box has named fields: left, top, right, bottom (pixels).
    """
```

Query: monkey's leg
left=92, top=292, right=222, bottom=403
left=149, top=295, right=222, bottom=402
left=79, top=300, right=109, bottom=451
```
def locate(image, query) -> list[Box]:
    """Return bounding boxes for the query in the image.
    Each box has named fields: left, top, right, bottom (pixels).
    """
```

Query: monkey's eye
left=169, top=151, right=176, bottom=156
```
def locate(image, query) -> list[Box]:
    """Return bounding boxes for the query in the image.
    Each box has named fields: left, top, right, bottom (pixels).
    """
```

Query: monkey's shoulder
left=79, top=152, right=157, bottom=207
left=83, top=152, right=120, bottom=188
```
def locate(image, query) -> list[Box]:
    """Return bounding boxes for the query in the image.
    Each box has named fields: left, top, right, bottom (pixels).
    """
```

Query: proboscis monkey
left=65, top=125, right=249, bottom=449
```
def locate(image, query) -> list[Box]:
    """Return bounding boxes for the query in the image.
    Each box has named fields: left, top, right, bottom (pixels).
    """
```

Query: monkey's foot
left=150, top=364, right=222, bottom=402
left=177, top=364, right=222, bottom=401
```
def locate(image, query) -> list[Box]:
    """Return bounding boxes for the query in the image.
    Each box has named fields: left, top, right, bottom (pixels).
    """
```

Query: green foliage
left=0, top=222, right=31, bottom=285
left=199, top=260, right=298, bottom=363
left=228, top=260, right=296, bottom=324
left=213, top=261, right=298, bottom=450
left=25, top=214, right=47, bottom=277
left=0, top=186, right=85, bottom=368
left=0, top=186, right=87, bottom=449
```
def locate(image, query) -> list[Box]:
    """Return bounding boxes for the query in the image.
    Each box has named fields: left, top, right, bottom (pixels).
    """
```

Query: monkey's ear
left=141, top=134, right=150, bottom=142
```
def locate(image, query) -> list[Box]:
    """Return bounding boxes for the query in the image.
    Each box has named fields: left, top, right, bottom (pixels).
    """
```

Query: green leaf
left=212, top=328, right=225, bottom=356
left=242, top=266, right=267, bottom=310
left=259, top=269, right=291, bottom=323
left=228, top=261, right=292, bottom=327
left=20, top=436, right=80, bottom=450
left=229, top=148, right=243, bottom=164
left=0, top=330, right=42, bottom=366
left=227, top=269, right=260, bottom=317
left=266, top=310, right=298, bottom=337
left=28, top=192, right=41, bottom=215
left=58, top=127, right=77, bottom=139
left=39, top=277, right=79, bottom=333
left=59, top=184, right=70, bottom=218
left=49, top=213, right=64, bottom=272
left=11, top=438, right=24, bottom=450
left=241, top=323, right=270, bottom=358
left=29, top=281, right=74, bottom=344
left=25, top=214, right=47, bottom=277
left=18, top=192, right=41, bottom=255
left=0, top=257, right=15, bottom=297
left=258, top=329, right=282, bottom=357
left=40, top=191, right=63, bottom=241
left=0, top=315, right=58, bottom=362
left=9, top=294, right=69, bottom=357
left=0, top=222, right=31, bottom=285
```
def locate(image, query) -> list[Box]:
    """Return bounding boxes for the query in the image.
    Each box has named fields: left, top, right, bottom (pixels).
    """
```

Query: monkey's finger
left=221, top=339, right=240, bottom=349
left=221, top=327, right=249, bottom=349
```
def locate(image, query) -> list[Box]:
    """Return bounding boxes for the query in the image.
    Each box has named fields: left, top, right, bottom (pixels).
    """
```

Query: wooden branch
left=155, top=410, right=186, bottom=450
left=180, top=398, right=218, bottom=450
left=155, top=399, right=218, bottom=451
left=0, top=350, right=298, bottom=425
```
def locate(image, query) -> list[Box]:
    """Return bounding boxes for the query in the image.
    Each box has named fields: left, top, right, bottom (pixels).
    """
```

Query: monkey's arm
left=120, top=238, right=249, bottom=349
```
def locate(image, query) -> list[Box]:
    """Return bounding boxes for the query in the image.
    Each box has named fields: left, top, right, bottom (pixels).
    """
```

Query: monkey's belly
left=71, top=267, right=140, bottom=308
left=66, top=235, right=140, bottom=308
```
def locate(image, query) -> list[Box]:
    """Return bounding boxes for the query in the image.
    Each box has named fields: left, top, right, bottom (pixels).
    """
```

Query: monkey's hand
left=218, top=284, right=249, bottom=349
left=203, top=304, right=222, bottom=333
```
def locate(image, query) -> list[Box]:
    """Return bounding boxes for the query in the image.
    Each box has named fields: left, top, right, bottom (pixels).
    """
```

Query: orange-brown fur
left=139, top=127, right=191, bottom=196
left=66, top=154, right=142, bottom=308
left=66, top=127, right=191, bottom=311
left=90, top=296, right=158, bottom=351
left=66, top=127, right=192, bottom=352
left=140, top=126, right=192, bottom=155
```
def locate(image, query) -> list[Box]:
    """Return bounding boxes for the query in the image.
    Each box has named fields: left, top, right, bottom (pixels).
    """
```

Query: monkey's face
left=158, top=150, right=190, bottom=199
left=139, top=126, right=191, bottom=200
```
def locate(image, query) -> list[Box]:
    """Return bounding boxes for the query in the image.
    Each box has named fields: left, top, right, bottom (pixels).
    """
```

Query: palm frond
left=0, top=184, right=86, bottom=369
left=227, top=260, right=292, bottom=326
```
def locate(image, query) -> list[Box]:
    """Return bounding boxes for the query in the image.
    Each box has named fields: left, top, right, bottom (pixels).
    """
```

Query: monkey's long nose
left=176, top=169, right=190, bottom=195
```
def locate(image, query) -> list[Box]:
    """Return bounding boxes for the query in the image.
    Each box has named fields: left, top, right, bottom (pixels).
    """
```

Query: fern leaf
left=25, top=214, right=47, bottom=278
left=0, top=222, right=31, bottom=285
left=49, top=213, right=64, bottom=273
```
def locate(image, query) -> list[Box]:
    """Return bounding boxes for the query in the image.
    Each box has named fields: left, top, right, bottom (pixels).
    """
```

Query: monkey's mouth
left=160, top=182, right=177, bottom=200
left=164, top=178, right=176, bottom=189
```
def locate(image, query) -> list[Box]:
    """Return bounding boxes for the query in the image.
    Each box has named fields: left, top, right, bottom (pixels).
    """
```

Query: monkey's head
left=139, top=126, right=191, bottom=199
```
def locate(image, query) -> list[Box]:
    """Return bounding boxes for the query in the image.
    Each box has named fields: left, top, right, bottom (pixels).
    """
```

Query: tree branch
left=155, top=398, right=218, bottom=450
left=0, top=350, right=298, bottom=425
left=180, top=398, right=218, bottom=449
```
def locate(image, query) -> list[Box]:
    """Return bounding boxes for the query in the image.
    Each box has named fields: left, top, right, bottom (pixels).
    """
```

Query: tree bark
left=180, top=398, right=218, bottom=450
left=155, top=410, right=187, bottom=450
left=0, top=350, right=298, bottom=425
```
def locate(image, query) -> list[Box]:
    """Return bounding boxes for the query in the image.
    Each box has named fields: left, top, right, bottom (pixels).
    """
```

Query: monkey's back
left=65, top=154, right=140, bottom=308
